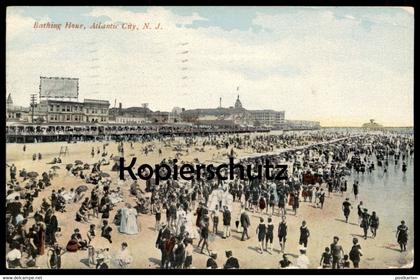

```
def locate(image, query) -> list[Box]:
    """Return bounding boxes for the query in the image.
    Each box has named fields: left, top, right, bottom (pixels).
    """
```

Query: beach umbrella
left=100, top=172, right=110, bottom=178
left=27, top=172, right=39, bottom=178
left=6, top=192, right=20, bottom=201
left=76, top=185, right=88, bottom=193
left=74, top=166, right=84, bottom=171
left=111, top=156, right=120, bottom=161
left=75, top=160, right=83, bottom=165
left=50, top=166, right=61, bottom=170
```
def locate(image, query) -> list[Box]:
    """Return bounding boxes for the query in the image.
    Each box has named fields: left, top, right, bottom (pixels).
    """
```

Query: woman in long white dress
left=124, top=204, right=139, bottom=235
left=119, top=207, right=129, bottom=234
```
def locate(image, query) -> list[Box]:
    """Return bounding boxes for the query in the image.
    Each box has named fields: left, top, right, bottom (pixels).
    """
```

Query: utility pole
left=30, top=94, right=37, bottom=124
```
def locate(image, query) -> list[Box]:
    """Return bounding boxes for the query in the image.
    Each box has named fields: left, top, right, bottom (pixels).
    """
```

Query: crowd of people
left=5, top=129, right=413, bottom=269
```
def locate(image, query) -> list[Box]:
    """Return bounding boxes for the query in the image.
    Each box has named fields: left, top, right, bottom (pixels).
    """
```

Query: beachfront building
left=6, top=93, right=30, bottom=122
left=149, top=111, right=170, bottom=123
left=284, top=119, right=321, bottom=130
left=109, top=103, right=175, bottom=124
left=168, top=107, right=185, bottom=123
left=248, top=109, right=285, bottom=128
left=30, top=98, right=110, bottom=123
left=180, top=95, right=284, bottom=128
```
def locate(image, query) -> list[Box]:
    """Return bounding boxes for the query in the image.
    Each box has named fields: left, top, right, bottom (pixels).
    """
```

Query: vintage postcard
left=4, top=6, right=414, bottom=272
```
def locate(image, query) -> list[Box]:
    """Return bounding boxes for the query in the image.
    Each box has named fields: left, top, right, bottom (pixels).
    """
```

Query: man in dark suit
left=222, top=206, right=231, bottom=239
left=224, top=250, right=240, bottom=269
left=45, top=208, right=59, bottom=245
left=155, top=223, right=171, bottom=268
left=240, top=209, right=250, bottom=241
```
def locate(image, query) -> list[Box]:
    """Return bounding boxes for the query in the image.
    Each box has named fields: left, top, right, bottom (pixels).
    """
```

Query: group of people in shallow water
left=5, top=129, right=413, bottom=269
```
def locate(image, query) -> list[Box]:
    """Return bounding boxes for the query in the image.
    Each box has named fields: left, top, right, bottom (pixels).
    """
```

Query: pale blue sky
left=6, top=6, right=414, bottom=126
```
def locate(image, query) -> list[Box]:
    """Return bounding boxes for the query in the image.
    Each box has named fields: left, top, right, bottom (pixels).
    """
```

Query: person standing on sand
left=352, top=181, right=359, bottom=201
left=369, top=211, right=379, bottom=238
left=278, top=216, right=287, bottom=252
left=198, top=216, right=211, bottom=255
left=342, top=198, right=352, bottom=223
left=349, top=237, right=363, bottom=268
left=277, top=189, right=287, bottom=216
left=357, top=201, right=364, bottom=224
left=240, top=208, right=251, bottom=241
left=211, top=210, right=219, bottom=235
left=265, top=217, right=274, bottom=254
left=396, top=220, right=408, bottom=252
left=256, top=217, right=266, bottom=254
left=292, top=190, right=300, bottom=215
left=319, top=188, right=326, bottom=209
left=319, top=247, right=332, bottom=268
left=222, top=205, right=231, bottom=239
left=360, top=209, right=370, bottom=239
left=330, top=236, right=344, bottom=269
left=299, top=220, right=310, bottom=248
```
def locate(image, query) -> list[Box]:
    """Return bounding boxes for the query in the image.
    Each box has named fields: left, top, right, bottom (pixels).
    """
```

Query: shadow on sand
left=247, top=246, right=261, bottom=253
left=148, top=257, right=161, bottom=266
left=334, top=218, right=359, bottom=226
left=382, top=245, right=402, bottom=253
left=80, top=258, right=91, bottom=268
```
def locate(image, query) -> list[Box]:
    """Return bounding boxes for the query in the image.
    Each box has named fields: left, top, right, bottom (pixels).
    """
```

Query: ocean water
left=347, top=154, right=414, bottom=239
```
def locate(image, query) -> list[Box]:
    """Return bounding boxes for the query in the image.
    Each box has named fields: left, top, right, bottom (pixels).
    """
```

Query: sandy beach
left=5, top=131, right=414, bottom=269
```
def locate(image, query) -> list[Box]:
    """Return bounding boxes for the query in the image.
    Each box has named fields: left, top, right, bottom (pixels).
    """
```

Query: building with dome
left=180, top=95, right=285, bottom=128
